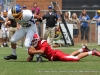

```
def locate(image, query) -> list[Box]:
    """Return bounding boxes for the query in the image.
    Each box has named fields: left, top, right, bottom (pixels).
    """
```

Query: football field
left=0, top=46, right=100, bottom=75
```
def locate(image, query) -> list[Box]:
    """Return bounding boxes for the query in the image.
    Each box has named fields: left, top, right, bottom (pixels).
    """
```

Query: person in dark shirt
left=42, top=5, right=58, bottom=46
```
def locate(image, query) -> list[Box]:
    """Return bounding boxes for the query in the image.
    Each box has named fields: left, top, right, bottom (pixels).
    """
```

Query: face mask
left=32, top=39, right=38, bottom=47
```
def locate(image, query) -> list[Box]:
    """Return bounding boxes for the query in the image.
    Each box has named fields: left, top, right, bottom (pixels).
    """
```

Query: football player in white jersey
left=4, top=4, right=41, bottom=60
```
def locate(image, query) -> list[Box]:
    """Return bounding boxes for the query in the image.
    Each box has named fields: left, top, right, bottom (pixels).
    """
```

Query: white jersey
left=7, top=9, right=36, bottom=27
left=1, top=16, right=7, bottom=29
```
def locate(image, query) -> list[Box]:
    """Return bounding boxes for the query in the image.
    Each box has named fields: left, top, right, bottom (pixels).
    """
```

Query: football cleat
left=4, top=54, right=17, bottom=60
left=92, top=48, right=100, bottom=57
left=82, top=45, right=90, bottom=52
left=36, top=57, right=43, bottom=62
left=27, top=55, right=33, bottom=62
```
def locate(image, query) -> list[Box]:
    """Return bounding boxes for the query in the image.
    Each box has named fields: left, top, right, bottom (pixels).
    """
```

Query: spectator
left=70, top=13, right=79, bottom=45
left=1, top=10, right=9, bottom=47
left=31, top=3, right=41, bottom=37
left=92, top=10, right=100, bottom=26
left=79, top=9, right=90, bottom=46
left=64, top=12, right=71, bottom=24
left=92, top=10, right=100, bottom=44
left=42, top=5, right=58, bottom=46
left=0, top=12, right=4, bottom=47
left=31, top=3, right=40, bottom=15
left=22, top=5, right=27, bottom=10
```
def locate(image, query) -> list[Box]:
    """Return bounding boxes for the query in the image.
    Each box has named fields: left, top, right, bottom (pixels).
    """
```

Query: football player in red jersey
left=27, top=33, right=100, bottom=62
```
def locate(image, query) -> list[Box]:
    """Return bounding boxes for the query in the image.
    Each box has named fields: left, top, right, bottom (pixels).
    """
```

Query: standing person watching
left=31, top=3, right=40, bottom=15
left=31, top=3, right=41, bottom=37
left=64, top=12, right=71, bottom=23
left=0, top=12, right=4, bottom=47
left=1, top=10, right=9, bottom=47
left=79, top=9, right=90, bottom=46
left=70, top=13, right=79, bottom=45
left=92, top=10, right=100, bottom=45
left=92, top=10, right=100, bottom=26
left=42, top=5, right=58, bottom=46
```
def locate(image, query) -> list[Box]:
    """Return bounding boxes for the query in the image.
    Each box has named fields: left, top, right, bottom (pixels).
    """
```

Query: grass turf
left=0, top=46, right=100, bottom=75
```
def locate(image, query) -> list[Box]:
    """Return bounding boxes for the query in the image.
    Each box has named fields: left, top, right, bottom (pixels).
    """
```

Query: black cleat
left=92, top=48, right=100, bottom=57
left=4, top=54, right=17, bottom=60
left=82, top=45, right=90, bottom=52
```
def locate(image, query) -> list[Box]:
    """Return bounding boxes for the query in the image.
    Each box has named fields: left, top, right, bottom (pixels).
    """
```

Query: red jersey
left=35, top=40, right=57, bottom=61
left=34, top=40, right=79, bottom=62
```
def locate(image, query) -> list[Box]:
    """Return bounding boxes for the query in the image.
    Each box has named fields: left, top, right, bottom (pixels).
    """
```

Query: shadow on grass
left=8, top=60, right=48, bottom=63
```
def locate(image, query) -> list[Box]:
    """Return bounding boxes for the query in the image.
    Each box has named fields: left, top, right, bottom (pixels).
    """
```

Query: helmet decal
left=11, top=4, right=22, bottom=20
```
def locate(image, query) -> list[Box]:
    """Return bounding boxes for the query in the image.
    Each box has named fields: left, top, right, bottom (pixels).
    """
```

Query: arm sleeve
left=42, top=14, right=46, bottom=20
left=93, top=15, right=97, bottom=19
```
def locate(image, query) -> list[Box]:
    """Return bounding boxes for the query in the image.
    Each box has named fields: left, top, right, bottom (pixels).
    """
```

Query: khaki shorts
left=9, top=27, right=17, bottom=39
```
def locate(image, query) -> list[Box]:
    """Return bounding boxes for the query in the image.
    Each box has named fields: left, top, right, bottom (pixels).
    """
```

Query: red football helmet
left=32, top=33, right=40, bottom=47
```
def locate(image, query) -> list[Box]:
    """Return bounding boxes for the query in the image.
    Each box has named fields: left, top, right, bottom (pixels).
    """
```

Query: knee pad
left=24, top=38, right=31, bottom=48
left=2, top=34, right=6, bottom=39
left=7, top=31, right=9, bottom=38
left=10, top=38, right=16, bottom=44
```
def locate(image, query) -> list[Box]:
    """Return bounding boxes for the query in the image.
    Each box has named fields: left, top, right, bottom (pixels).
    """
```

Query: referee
left=42, top=6, right=58, bottom=46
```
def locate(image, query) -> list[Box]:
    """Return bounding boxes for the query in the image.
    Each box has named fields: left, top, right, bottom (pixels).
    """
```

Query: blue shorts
left=73, top=29, right=79, bottom=36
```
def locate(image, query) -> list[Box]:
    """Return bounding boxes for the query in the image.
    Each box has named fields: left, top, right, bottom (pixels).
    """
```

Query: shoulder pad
left=22, top=10, right=33, bottom=21
left=7, top=9, right=14, bottom=19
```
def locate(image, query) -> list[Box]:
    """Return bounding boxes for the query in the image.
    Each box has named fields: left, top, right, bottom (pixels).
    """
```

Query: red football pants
left=53, top=50, right=79, bottom=62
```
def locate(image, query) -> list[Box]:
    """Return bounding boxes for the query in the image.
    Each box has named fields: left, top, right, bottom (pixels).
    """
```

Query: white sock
left=78, top=48, right=83, bottom=53
left=12, top=48, right=16, bottom=55
left=88, top=51, right=92, bottom=55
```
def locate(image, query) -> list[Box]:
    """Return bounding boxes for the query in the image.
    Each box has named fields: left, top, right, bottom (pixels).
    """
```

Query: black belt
left=22, top=24, right=31, bottom=28
left=46, top=26, right=55, bottom=28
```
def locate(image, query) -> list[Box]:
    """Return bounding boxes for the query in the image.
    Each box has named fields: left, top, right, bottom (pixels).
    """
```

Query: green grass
left=0, top=46, right=100, bottom=75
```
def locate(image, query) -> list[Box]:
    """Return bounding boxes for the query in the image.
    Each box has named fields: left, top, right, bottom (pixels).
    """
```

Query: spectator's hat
left=23, top=5, right=27, bottom=8
left=97, top=10, right=100, bottom=13
left=48, top=6, right=52, bottom=9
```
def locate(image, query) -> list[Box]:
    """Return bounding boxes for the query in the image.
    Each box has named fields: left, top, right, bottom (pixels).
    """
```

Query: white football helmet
left=32, top=34, right=40, bottom=47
